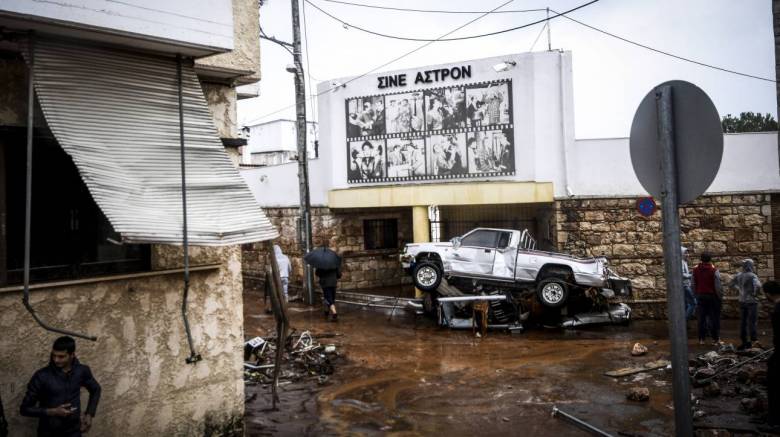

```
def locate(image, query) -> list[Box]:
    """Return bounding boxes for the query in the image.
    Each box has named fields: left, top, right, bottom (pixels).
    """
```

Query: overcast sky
left=237, top=0, right=776, bottom=139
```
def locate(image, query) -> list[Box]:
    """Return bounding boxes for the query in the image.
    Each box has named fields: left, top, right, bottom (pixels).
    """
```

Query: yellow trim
left=328, top=181, right=554, bottom=209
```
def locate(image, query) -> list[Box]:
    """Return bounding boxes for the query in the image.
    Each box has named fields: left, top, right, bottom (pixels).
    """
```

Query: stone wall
left=243, top=207, right=413, bottom=294
left=0, top=245, right=246, bottom=436
left=556, top=194, right=775, bottom=318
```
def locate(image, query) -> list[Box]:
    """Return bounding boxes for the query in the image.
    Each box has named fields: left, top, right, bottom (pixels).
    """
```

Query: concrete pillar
left=412, top=206, right=430, bottom=298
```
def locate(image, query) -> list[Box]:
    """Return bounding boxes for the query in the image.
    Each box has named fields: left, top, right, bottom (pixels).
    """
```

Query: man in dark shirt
left=1, top=392, right=8, bottom=437
left=762, top=280, right=780, bottom=430
left=20, top=336, right=101, bottom=436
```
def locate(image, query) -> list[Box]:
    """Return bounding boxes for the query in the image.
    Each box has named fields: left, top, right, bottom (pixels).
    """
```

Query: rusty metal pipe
left=21, top=32, right=96, bottom=341
left=552, top=406, right=613, bottom=437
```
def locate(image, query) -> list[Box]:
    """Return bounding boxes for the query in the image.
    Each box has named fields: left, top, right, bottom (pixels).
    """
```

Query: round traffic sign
left=629, top=81, right=723, bottom=204
left=636, top=197, right=657, bottom=217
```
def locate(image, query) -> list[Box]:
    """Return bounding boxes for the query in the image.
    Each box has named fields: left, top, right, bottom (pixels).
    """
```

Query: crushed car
left=400, top=228, right=632, bottom=329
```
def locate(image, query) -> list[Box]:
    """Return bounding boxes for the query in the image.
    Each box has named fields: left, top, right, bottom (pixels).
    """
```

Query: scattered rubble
left=243, top=330, right=343, bottom=389
left=626, top=387, right=650, bottom=402
left=631, top=343, right=648, bottom=356
left=689, top=345, right=775, bottom=434
left=702, top=382, right=721, bottom=398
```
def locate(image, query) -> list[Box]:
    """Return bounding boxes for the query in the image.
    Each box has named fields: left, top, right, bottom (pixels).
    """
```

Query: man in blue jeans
left=729, top=259, right=762, bottom=350
left=682, top=246, right=696, bottom=320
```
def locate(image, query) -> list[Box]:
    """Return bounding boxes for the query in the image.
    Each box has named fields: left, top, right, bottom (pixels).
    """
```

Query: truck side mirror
left=451, top=236, right=461, bottom=249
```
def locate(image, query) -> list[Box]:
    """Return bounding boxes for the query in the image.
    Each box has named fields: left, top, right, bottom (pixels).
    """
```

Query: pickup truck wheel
left=536, top=278, right=569, bottom=308
left=413, top=262, right=442, bottom=292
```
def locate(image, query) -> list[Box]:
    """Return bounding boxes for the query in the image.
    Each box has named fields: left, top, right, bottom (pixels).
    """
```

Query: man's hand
left=80, top=414, right=92, bottom=433
left=46, top=404, right=73, bottom=417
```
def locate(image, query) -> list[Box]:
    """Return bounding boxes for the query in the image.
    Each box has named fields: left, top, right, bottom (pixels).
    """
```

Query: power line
left=301, top=0, right=319, bottom=139
left=305, top=0, right=599, bottom=42
left=244, top=0, right=520, bottom=125
left=319, top=0, right=547, bottom=14
left=550, top=9, right=776, bottom=83
left=529, top=22, right=548, bottom=52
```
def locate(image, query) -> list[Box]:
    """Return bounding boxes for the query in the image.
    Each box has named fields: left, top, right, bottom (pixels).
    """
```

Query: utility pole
left=290, top=0, right=315, bottom=304
left=546, top=7, right=552, bottom=51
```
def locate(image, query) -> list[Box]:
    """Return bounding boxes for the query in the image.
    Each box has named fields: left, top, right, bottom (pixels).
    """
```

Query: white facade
left=0, top=0, right=233, bottom=55
left=240, top=51, right=780, bottom=208
left=244, top=119, right=318, bottom=158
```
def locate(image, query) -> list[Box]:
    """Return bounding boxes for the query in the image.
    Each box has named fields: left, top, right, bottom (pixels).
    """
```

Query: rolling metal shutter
left=28, top=39, right=278, bottom=245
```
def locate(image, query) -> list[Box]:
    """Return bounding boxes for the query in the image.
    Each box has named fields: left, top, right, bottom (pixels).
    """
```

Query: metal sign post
left=630, top=80, right=723, bottom=436
left=656, top=85, right=692, bottom=436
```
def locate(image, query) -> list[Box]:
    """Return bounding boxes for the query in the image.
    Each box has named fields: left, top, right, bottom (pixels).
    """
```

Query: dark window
left=363, top=218, right=398, bottom=250
left=497, top=232, right=511, bottom=249
left=1, top=126, right=151, bottom=285
left=460, top=230, right=499, bottom=248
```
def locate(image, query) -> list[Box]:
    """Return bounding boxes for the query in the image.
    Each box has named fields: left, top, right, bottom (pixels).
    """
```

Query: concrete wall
left=570, top=132, right=780, bottom=197
left=196, top=0, right=260, bottom=84
left=0, top=245, right=246, bottom=436
left=556, top=194, right=775, bottom=318
left=202, top=82, right=238, bottom=139
left=245, top=119, right=318, bottom=156
left=243, top=207, right=412, bottom=294
left=0, top=0, right=233, bottom=52
left=241, top=158, right=330, bottom=207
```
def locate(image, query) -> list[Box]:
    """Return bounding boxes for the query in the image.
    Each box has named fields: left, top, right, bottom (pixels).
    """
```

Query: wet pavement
left=242, top=292, right=771, bottom=436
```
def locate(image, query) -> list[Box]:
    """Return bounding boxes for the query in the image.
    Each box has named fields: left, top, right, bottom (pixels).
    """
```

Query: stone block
left=591, top=223, right=611, bottom=232
left=614, top=221, right=636, bottom=231
left=737, top=242, right=763, bottom=254
left=613, top=244, right=635, bottom=256
left=703, top=241, right=727, bottom=254
left=711, top=231, right=734, bottom=242
left=734, top=229, right=755, bottom=242
left=584, top=211, right=605, bottom=221
left=744, top=214, right=765, bottom=226
left=632, top=276, right=656, bottom=289
left=723, top=215, right=741, bottom=228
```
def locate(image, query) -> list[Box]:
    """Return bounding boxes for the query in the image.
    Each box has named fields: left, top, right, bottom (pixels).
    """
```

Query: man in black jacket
left=1, top=391, right=8, bottom=437
left=762, top=280, right=780, bottom=432
left=317, top=267, right=341, bottom=322
left=20, top=336, right=101, bottom=436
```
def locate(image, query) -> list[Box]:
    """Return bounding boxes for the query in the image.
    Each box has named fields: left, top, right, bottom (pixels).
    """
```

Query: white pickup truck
left=400, top=228, right=632, bottom=308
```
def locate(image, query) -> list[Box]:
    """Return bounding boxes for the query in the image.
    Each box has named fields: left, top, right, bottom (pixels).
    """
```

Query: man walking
left=729, top=259, right=762, bottom=350
left=691, top=252, right=724, bottom=345
left=20, top=336, right=101, bottom=436
left=316, top=266, right=341, bottom=322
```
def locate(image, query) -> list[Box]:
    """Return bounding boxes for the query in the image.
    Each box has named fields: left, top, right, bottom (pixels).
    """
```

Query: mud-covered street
left=242, top=293, right=770, bottom=436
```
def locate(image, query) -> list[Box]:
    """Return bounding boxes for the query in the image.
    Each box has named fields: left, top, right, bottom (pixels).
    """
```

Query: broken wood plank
left=604, top=359, right=671, bottom=378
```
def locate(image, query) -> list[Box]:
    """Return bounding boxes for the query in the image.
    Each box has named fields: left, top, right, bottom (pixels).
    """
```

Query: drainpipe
left=178, top=55, right=201, bottom=364
left=558, top=51, right=573, bottom=197
left=21, top=32, right=96, bottom=341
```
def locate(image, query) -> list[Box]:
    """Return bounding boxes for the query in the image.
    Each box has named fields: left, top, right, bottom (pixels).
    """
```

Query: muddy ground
left=243, top=292, right=773, bottom=436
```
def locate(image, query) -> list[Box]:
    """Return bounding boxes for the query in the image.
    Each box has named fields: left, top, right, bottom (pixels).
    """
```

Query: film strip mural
left=346, top=79, right=514, bottom=184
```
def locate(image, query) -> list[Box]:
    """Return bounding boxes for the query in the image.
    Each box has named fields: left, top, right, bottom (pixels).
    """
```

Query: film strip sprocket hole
left=346, top=79, right=514, bottom=184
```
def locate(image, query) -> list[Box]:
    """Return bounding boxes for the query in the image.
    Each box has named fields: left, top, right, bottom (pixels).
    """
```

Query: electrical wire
left=244, top=0, right=523, bottom=125
left=528, top=21, right=548, bottom=52
left=302, top=0, right=319, bottom=137
left=550, top=9, right=776, bottom=83
left=319, top=0, right=547, bottom=14
left=304, top=0, right=599, bottom=42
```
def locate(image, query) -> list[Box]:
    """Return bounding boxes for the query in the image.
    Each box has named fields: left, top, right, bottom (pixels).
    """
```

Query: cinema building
left=241, top=50, right=780, bottom=316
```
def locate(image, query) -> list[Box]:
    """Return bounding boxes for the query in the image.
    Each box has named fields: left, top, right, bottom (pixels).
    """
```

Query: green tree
left=721, top=112, right=778, bottom=133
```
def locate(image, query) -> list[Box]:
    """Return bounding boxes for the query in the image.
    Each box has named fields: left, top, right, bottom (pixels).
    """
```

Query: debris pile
left=243, top=330, right=342, bottom=387
left=688, top=344, right=774, bottom=432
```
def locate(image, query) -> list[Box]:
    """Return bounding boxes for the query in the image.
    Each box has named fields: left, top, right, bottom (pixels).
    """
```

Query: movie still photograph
left=348, top=139, right=386, bottom=180
left=424, top=87, right=466, bottom=131
left=385, top=92, right=425, bottom=134
left=426, top=133, right=467, bottom=176
left=386, top=138, right=426, bottom=178
left=346, top=96, right=386, bottom=137
left=465, top=82, right=511, bottom=127
left=466, top=129, right=515, bottom=174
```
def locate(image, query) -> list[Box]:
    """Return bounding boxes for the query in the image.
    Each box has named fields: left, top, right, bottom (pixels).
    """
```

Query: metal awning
left=28, top=39, right=278, bottom=245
